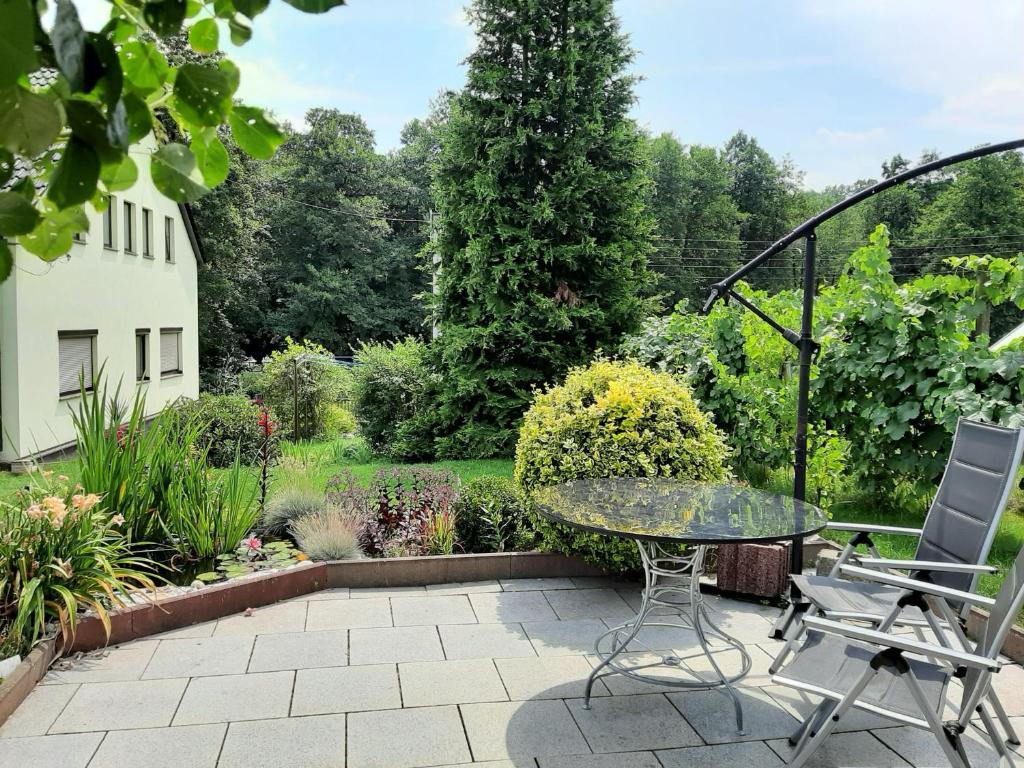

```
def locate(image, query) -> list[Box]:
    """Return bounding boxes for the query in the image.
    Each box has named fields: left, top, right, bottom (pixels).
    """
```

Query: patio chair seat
left=792, top=574, right=931, bottom=626
left=774, top=630, right=952, bottom=725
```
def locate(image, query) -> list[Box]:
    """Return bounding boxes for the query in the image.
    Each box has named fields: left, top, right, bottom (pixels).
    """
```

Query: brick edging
left=0, top=639, right=58, bottom=729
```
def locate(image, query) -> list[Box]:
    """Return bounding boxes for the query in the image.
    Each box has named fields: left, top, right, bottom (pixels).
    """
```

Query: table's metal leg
left=582, top=541, right=750, bottom=733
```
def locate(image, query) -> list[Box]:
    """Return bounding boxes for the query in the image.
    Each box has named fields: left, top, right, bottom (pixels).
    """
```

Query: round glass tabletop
left=533, top=477, right=827, bottom=544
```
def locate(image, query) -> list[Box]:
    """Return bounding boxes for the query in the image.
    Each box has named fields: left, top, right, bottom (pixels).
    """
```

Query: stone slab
left=439, top=623, right=537, bottom=660
left=461, top=699, right=590, bottom=762
left=347, top=705, right=471, bottom=768
left=399, top=659, right=507, bottom=707
left=172, top=671, right=293, bottom=725
left=87, top=724, right=226, bottom=768
left=349, top=626, right=444, bottom=665
left=51, top=678, right=188, bottom=733
left=291, top=664, right=401, bottom=715
left=248, top=628, right=348, bottom=672
left=219, top=714, right=346, bottom=768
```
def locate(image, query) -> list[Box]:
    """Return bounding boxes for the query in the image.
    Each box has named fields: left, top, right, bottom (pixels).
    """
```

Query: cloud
left=925, top=77, right=1024, bottom=135
left=445, top=6, right=476, bottom=53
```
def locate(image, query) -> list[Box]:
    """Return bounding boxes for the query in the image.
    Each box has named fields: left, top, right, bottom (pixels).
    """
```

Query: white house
left=0, top=136, right=201, bottom=470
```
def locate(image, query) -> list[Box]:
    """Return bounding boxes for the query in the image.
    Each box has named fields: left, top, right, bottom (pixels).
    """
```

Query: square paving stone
left=292, top=663, right=401, bottom=715
left=987, top=663, right=1024, bottom=716
left=0, top=682, right=78, bottom=737
left=391, top=595, right=477, bottom=626
left=248, top=628, right=348, bottom=672
left=470, top=592, right=558, bottom=623
left=425, top=581, right=502, bottom=595
left=584, top=652, right=696, bottom=696
left=762, top=684, right=901, bottom=733
left=219, top=714, right=346, bottom=768
left=667, top=687, right=801, bottom=743
left=87, top=724, right=226, bottom=768
left=538, top=752, right=662, bottom=768
left=347, top=705, right=471, bottom=768
left=399, top=659, right=507, bottom=707
left=767, top=731, right=912, bottom=767
left=43, top=642, right=158, bottom=684
left=149, top=621, right=217, bottom=640
left=439, top=623, right=537, bottom=660
left=680, top=643, right=778, bottom=687
left=51, top=678, right=187, bottom=733
left=141, top=635, right=254, bottom=679
left=350, top=586, right=426, bottom=598
left=500, top=578, right=577, bottom=591
left=544, top=589, right=634, bottom=620
left=306, top=597, right=393, bottom=631
left=496, top=655, right=608, bottom=700
left=461, top=700, right=590, bottom=761
left=524, top=619, right=608, bottom=656
left=656, top=741, right=785, bottom=768
left=349, top=626, right=444, bottom=665
left=172, top=671, right=293, bottom=725
left=0, top=732, right=104, bottom=768
left=871, top=723, right=1008, bottom=768
left=599, top=620, right=699, bottom=653
left=567, top=694, right=702, bottom=753
left=699, top=609, right=775, bottom=644
left=213, top=601, right=308, bottom=636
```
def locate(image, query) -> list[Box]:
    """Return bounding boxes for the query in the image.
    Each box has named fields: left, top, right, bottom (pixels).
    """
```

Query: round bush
left=452, top=476, right=538, bottom=554
left=514, top=359, right=730, bottom=572
left=172, top=393, right=275, bottom=468
left=261, top=486, right=324, bottom=536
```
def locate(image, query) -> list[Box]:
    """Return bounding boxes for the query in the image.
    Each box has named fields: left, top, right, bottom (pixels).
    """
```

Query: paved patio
left=1, top=577, right=1022, bottom=767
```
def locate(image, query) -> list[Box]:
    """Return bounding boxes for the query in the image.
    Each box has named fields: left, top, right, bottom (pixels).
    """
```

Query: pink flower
left=242, top=536, right=262, bottom=552
left=110, top=514, right=126, bottom=526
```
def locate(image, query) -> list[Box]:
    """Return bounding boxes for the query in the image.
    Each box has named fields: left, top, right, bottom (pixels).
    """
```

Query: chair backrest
left=960, top=541, right=1024, bottom=714
left=913, top=419, right=1024, bottom=593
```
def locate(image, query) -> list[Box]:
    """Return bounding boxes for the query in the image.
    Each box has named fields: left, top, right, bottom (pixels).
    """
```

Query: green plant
left=324, top=403, right=357, bottom=436
left=0, top=473, right=156, bottom=654
left=195, top=538, right=306, bottom=583
left=261, top=485, right=324, bottom=537
left=515, top=359, right=730, bottom=572
left=291, top=507, right=366, bottom=561
left=452, top=476, right=536, bottom=553
left=422, top=508, right=457, bottom=556
left=0, top=0, right=348, bottom=282
left=159, top=449, right=260, bottom=561
left=172, top=393, right=278, bottom=467
left=351, top=338, right=440, bottom=460
left=330, top=436, right=373, bottom=465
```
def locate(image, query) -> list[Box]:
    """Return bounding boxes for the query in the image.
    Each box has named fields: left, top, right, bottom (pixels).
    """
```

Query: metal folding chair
left=773, top=545, right=1024, bottom=768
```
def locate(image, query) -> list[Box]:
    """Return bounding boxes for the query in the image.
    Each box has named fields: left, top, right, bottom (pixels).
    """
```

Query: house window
left=58, top=331, right=97, bottom=397
left=103, top=196, right=117, bottom=248
left=164, top=216, right=175, bottom=262
left=123, top=201, right=136, bottom=253
left=136, top=329, right=150, bottom=382
left=142, top=209, right=154, bottom=258
left=160, top=328, right=182, bottom=377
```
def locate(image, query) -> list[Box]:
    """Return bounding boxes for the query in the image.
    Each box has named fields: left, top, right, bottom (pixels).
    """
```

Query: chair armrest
left=858, top=559, right=998, bottom=575
left=839, top=565, right=998, bottom=609
left=826, top=522, right=923, bottom=537
left=801, top=616, right=1000, bottom=672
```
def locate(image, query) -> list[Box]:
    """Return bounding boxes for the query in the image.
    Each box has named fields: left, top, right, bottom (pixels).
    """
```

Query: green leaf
left=122, top=93, right=153, bottom=142
left=83, top=33, right=123, bottom=107
left=0, top=240, right=11, bottom=283
left=0, top=86, right=62, bottom=156
left=100, top=155, right=138, bottom=192
left=47, top=137, right=101, bottom=208
left=0, top=0, right=37, bottom=87
left=144, top=0, right=188, bottom=37
left=106, top=98, right=129, bottom=150
left=228, top=15, right=252, bottom=45
left=232, top=0, right=269, bottom=19
left=191, top=129, right=229, bottom=186
left=51, top=0, right=87, bottom=90
left=185, top=0, right=203, bottom=17
left=282, top=0, right=346, bottom=13
left=228, top=106, right=284, bottom=160
left=119, top=41, right=169, bottom=96
left=173, top=63, right=233, bottom=127
left=0, top=191, right=40, bottom=235
left=19, top=204, right=88, bottom=260
left=151, top=143, right=209, bottom=202
left=219, top=59, right=240, bottom=94
left=65, top=99, right=121, bottom=163
left=188, top=18, right=220, bottom=54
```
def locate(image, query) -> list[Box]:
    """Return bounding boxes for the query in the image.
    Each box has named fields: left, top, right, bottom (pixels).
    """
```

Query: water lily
left=242, top=535, right=263, bottom=552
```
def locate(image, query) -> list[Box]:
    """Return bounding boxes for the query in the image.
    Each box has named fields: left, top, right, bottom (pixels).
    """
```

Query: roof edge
left=178, top=203, right=205, bottom=265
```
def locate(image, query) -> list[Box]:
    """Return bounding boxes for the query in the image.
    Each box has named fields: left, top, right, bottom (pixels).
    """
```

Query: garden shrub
left=515, top=359, right=730, bottom=572
left=262, top=486, right=325, bottom=536
left=452, top=476, right=538, bottom=553
left=291, top=505, right=366, bottom=561
left=249, top=338, right=351, bottom=441
left=172, top=393, right=276, bottom=468
left=351, top=338, right=441, bottom=460
left=323, top=403, right=357, bottom=436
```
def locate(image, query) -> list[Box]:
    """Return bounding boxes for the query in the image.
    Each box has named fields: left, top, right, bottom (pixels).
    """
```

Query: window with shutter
left=58, top=332, right=96, bottom=397
left=160, top=329, right=182, bottom=376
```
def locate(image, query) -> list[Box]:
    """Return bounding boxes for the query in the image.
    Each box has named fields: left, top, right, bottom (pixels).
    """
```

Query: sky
left=77, top=0, right=1024, bottom=189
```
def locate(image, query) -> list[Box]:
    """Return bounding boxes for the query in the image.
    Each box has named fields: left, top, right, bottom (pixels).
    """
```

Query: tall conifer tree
left=432, top=0, right=655, bottom=457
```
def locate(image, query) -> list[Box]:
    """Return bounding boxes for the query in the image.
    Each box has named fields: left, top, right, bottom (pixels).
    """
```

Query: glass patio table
left=533, top=477, right=827, bottom=734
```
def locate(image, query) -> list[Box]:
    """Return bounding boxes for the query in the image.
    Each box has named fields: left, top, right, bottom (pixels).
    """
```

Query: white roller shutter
left=160, top=330, right=181, bottom=375
left=58, top=335, right=94, bottom=395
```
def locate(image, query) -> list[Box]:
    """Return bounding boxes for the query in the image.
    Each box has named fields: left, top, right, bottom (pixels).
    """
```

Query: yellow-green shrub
left=515, top=359, right=730, bottom=572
